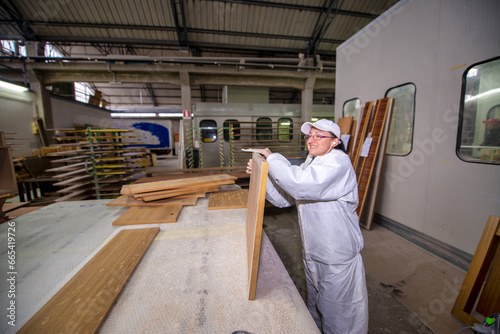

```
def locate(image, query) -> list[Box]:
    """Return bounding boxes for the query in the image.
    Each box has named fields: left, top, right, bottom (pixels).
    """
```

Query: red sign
left=183, top=110, right=191, bottom=118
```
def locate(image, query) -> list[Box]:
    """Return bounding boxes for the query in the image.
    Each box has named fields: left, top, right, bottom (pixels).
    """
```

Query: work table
left=0, top=198, right=319, bottom=333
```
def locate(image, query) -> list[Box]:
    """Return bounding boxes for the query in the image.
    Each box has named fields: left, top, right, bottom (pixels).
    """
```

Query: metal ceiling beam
left=211, top=0, right=377, bottom=18
left=170, top=0, right=190, bottom=49
left=0, top=1, right=36, bottom=40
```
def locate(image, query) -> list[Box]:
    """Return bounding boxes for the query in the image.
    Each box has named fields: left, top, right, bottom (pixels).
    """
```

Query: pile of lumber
left=106, top=174, right=238, bottom=226
left=120, top=174, right=238, bottom=202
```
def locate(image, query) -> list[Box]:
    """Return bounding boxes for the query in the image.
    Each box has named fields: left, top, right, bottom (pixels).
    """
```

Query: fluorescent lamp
left=158, top=113, right=183, bottom=117
left=111, top=113, right=156, bottom=118
left=0, top=80, right=28, bottom=92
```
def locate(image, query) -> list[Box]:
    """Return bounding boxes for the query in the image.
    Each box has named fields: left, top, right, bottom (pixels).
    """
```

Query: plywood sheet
left=246, top=153, right=269, bottom=300
left=18, top=227, right=159, bottom=334
left=121, top=174, right=237, bottom=195
left=111, top=206, right=183, bottom=225
left=106, top=194, right=197, bottom=207
left=208, top=189, right=248, bottom=210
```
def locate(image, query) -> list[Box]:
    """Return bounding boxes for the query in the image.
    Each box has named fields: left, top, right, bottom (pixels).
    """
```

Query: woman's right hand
left=246, top=159, right=253, bottom=174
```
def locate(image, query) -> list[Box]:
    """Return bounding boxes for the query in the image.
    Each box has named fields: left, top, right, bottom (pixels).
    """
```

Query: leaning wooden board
left=246, top=153, right=269, bottom=300
left=121, top=174, right=237, bottom=195
left=18, top=227, right=159, bottom=334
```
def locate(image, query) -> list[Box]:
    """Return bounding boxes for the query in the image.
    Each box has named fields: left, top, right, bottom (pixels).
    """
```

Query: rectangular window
left=256, top=117, right=272, bottom=141
left=458, top=57, right=500, bottom=164
left=278, top=118, right=293, bottom=141
left=200, top=120, right=218, bottom=143
left=343, top=98, right=361, bottom=121
left=385, top=83, right=416, bottom=156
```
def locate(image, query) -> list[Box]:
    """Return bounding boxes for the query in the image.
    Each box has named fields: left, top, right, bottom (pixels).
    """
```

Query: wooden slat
left=106, top=194, right=197, bottom=207
left=18, top=228, right=159, bottom=334
left=121, top=174, right=237, bottom=195
left=208, top=189, right=248, bottom=210
left=246, top=153, right=269, bottom=300
left=112, top=206, right=182, bottom=225
left=140, top=185, right=221, bottom=202
left=356, top=98, right=392, bottom=221
left=352, top=101, right=374, bottom=172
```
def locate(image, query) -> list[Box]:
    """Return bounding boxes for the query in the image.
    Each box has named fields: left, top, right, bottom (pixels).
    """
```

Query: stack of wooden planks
left=107, top=174, right=238, bottom=225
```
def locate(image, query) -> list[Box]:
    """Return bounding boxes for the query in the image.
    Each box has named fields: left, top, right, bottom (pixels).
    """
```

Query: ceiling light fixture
left=0, top=80, right=29, bottom=92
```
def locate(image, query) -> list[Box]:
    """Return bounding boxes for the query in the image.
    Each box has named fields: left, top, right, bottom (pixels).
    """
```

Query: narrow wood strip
left=133, top=180, right=234, bottom=199
left=18, top=228, right=159, bottom=334
left=121, top=174, right=237, bottom=195
left=112, top=206, right=182, bottom=225
left=106, top=194, right=197, bottom=206
left=141, top=186, right=221, bottom=202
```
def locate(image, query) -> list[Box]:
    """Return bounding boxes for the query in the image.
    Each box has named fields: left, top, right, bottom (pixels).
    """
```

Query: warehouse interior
left=1, top=1, right=497, bottom=333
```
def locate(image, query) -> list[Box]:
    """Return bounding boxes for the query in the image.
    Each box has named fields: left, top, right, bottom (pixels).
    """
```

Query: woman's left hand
left=251, top=148, right=272, bottom=158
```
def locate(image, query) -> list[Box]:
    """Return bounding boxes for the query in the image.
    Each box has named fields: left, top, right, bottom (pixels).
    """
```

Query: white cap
left=301, top=119, right=341, bottom=138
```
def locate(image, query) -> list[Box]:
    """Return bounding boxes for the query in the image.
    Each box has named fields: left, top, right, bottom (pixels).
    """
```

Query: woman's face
left=306, top=127, right=337, bottom=156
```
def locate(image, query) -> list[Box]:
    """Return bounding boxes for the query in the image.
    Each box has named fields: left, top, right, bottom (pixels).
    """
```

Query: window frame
left=256, top=117, right=272, bottom=141
left=199, top=119, right=218, bottom=143
left=384, top=82, right=416, bottom=157
left=278, top=117, right=293, bottom=142
left=456, top=55, right=500, bottom=165
left=342, top=98, right=361, bottom=121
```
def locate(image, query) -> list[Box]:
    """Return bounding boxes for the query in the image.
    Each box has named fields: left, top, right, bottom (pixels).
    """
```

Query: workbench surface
left=0, top=199, right=319, bottom=333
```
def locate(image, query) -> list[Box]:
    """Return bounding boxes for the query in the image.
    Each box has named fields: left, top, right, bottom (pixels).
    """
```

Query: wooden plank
left=351, top=101, right=374, bottom=172
left=111, top=206, right=182, bottom=225
left=246, top=153, right=269, bottom=300
left=18, top=227, right=159, bottom=334
left=208, top=189, right=248, bottom=210
left=106, top=194, right=197, bottom=207
left=140, top=185, right=221, bottom=202
left=452, top=215, right=500, bottom=326
left=356, top=98, right=392, bottom=221
left=121, top=174, right=237, bottom=195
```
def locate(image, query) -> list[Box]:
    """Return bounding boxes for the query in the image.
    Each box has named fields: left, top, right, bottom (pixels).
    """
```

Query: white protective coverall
left=264, top=150, right=368, bottom=334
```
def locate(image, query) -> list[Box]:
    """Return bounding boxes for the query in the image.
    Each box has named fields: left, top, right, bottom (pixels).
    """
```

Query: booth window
left=458, top=56, right=500, bottom=164
left=385, top=83, right=416, bottom=156
left=343, top=98, right=361, bottom=121
left=256, top=117, right=272, bottom=141
left=199, top=120, right=217, bottom=143
left=278, top=118, right=293, bottom=141
left=223, top=119, right=240, bottom=142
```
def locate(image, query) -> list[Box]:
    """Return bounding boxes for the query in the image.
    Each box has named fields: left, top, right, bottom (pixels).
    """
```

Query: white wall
left=51, top=95, right=113, bottom=129
left=0, top=87, right=39, bottom=157
left=335, top=0, right=500, bottom=255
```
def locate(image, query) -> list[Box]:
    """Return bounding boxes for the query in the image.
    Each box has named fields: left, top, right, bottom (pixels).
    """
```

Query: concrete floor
left=262, top=204, right=469, bottom=334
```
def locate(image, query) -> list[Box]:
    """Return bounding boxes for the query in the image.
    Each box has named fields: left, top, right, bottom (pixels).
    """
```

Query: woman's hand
left=251, top=148, right=272, bottom=158
left=246, top=159, right=253, bottom=174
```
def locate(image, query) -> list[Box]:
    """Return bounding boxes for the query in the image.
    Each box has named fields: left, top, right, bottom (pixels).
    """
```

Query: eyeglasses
left=304, top=134, right=335, bottom=140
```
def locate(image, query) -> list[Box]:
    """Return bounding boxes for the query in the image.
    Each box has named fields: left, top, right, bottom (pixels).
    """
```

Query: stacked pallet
left=107, top=174, right=238, bottom=226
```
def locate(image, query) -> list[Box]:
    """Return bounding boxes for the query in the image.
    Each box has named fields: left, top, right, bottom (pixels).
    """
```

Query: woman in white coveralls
left=246, top=119, right=368, bottom=334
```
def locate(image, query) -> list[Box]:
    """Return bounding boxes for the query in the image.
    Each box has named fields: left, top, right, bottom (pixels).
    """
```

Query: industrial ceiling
left=0, top=0, right=399, bottom=110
